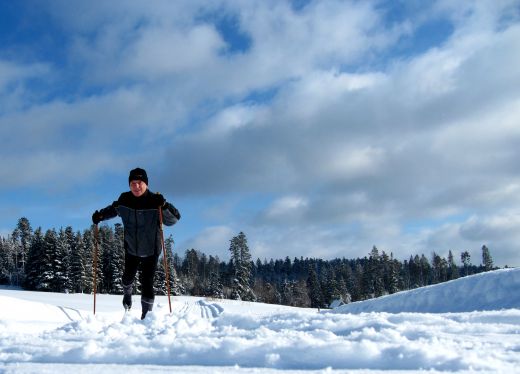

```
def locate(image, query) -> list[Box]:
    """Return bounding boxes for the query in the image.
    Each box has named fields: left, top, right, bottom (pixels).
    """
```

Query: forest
left=0, top=217, right=498, bottom=308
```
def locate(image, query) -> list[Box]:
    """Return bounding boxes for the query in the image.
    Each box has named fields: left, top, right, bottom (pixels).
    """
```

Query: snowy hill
left=334, top=268, right=520, bottom=314
left=1, top=268, right=519, bottom=373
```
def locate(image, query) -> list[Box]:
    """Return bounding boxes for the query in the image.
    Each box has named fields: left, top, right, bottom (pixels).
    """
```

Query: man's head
left=129, top=167, right=148, bottom=197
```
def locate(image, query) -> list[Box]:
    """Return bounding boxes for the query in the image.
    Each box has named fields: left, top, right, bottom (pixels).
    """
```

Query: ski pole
left=159, top=207, right=172, bottom=313
left=93, top=223, right=99, bottom=315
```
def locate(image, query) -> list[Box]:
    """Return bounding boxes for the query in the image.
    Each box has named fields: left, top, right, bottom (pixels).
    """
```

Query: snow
left=1, top=269, right=519, bottom=373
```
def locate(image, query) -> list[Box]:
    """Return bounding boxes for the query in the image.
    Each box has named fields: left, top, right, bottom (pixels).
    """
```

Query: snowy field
left=1, top=268, right=519, bottom=373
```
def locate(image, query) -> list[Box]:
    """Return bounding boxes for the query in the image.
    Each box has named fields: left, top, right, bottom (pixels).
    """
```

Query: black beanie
left=129, top=167, right=148, bottom=185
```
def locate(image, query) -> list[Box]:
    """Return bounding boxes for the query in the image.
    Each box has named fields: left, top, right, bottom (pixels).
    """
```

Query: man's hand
left=92, top=210, right=103, bottom=225
left=153, top=193, right=166, bottom=208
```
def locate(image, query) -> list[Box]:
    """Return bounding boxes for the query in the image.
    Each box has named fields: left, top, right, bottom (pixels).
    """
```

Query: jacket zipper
left=134, top=209, right=138, bottom=255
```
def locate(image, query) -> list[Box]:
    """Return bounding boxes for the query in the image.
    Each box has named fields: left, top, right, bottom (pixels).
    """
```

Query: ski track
left=169, top=299, right=223, bottom=319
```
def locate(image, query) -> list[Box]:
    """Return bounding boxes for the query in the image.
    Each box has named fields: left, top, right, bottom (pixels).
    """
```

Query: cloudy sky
left=1, top=0, right=519, bottom=267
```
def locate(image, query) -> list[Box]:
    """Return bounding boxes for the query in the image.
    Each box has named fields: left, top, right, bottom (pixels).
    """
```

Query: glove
left=153, top=193, right=166, bottom=208
left=92, top=210, right=103, bottom=224
left=170, top=205, right=181, bottom=220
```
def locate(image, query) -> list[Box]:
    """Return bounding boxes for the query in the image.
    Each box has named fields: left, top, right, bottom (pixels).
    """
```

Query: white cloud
left=264, top=195, right=309, bottom=221
left=179, top=225, right=235, bottom=260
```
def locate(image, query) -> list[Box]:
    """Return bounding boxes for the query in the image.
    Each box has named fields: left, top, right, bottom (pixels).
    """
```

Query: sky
left=0, top=0, right=519, bottom=267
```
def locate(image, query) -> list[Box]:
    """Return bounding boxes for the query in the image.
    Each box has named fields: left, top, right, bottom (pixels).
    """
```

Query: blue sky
left=1, top=0, right=519, bottom=267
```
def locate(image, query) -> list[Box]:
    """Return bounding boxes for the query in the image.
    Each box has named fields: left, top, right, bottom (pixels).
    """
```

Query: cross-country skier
left=92, top=167, right=180, bottom=319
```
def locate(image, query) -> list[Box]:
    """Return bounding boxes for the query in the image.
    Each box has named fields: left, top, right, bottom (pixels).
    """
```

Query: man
left=92, top=167, right=181, bottom=319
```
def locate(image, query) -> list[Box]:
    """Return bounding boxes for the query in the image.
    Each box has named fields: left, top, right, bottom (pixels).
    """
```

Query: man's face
left=130, top=180, right=148, bottom=197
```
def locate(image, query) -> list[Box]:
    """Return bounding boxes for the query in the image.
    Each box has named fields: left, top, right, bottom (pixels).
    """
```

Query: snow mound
left=334, top=268, right=520, bottom=314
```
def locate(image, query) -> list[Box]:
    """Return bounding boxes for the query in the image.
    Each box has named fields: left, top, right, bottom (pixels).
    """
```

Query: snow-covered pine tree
left=23, top=227, right=43, bottom=289
left=69, top=231, right=86, bottom=293
left=0, top=238, right=9, bottom=284
left=56, top=227, right=73, bottom=292
left=11, top=217, right=33, bottom=286
left=38, top=229, right=59, bottom=291
left=386, top=255, right=401, bottom=294
left=182, top=248, right=200, bottom=294
left=83, top=227, right=101, bottom=294
left=229, top=232, right=256, bottom=301
left=112, top=223, right=125, bottom=293
left=321, top=266, right=339, bottom=306
left=207, top=271, right=224, bottom=299
left=280, top=279, right=292, bottom=305
left=166, top=235, right=184, bottom=296
left=362, top=246, right=384, bottom=299
left=99, top=225, right=118, bottom=293
left=154, top=254, right=167, bottom=295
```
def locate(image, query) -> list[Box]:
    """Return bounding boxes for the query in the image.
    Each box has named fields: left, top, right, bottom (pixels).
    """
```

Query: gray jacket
left=98, top=190, right=180, bottom=257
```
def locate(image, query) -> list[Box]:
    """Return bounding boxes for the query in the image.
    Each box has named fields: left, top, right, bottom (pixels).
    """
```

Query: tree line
left=0, top=217, right=500, bottom=308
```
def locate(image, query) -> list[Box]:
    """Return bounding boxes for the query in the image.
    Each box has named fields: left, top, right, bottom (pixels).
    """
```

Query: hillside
left=334, top=267, right=520, bottom=314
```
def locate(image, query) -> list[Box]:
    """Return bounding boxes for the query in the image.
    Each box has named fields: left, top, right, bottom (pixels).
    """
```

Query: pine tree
left=419, top=254, right=431, bottom=285
left=229, top=232, right=256, bottom=301
left=182, top=248, right=200, bottom=294
left=362, top=246, right=384, bottom=298
left=56, top=227, right=73, bottom=292
left=166, top=235, right=184, bottom=296
left=22, top=227, right=42, bottom=289
left=69, top=231, right=87, bottom=293
left=11, top=217, right=33, bottom=286
left=447, top=250, right=459, bottom=280
left=112, top=223, right=125, bottom=293
left=461, top=251, right=471, bottom=276
left=38, top=229, right=59, bottom=291
left=0, top=238, right=9, bottom=284
left=432, top=252, right=448, bottom=284
left=481, top=245, right=494, bottom=271
left=99, top=225, right=120, bottom=293
left=84, top=227, right=102, bottom=294
left=307, top=265, right=322, bottom=308
left=207, top=271, right=224, bottom=299
left=385, top=254, right=400, bottom=294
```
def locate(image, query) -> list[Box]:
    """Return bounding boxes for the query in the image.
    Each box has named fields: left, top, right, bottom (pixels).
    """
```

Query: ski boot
left=122, top=282, right=133, bottom=311
left=141, top=297, right=154, bottom=320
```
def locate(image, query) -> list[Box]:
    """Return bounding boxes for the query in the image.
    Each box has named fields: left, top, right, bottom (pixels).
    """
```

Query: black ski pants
left=122, top=252, right=159, bottom=301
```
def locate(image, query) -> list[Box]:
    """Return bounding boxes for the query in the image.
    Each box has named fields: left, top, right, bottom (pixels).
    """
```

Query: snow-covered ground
left=1, top=268, right=519, bottom=373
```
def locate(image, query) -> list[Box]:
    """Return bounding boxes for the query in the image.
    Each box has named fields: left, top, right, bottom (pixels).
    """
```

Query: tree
left=207, top=271, right=224, bottom=299
left=156, top=235, right=184, bottom=296
left=481, top=245, right=494, bottom=271
left=362, top=246, right=384, bottom=298
left=461, top=251, right=471, bottom=276
left=447, top=250, right=459, bottom=280
left=69, top=231, right=87, bottom=293
left=432, top=252, right=448, bottom=284
left=229, top=232, right=256, bottom=301
left=38, top=229, right=59, bottom=291
left=11, top=217, right=33, bottom=285
left=112, top=223, right=125, bottom=293
left=307, top=265, right=323, bottom=308
left=55, top=228, right=73, bottom=292
left=0, top=238, right=10, bottom=284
